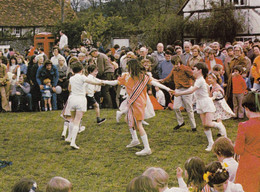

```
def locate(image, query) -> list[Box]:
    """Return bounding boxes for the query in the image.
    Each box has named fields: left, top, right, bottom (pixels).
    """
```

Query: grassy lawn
left=0, top=109, right=242, bottom=191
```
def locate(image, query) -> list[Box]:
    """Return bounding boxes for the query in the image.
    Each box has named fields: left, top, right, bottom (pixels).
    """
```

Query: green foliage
left=183, top=2, right=245, bottom=44
left=0, top=109, right=241, bottom=191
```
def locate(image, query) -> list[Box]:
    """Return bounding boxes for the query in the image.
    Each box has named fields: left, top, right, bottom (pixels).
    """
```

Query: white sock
left=212, top=122, right=227, bottom=137
left=66, top=122, right=73, bottom=141
left=70, top=125, right=79, bottom=146
left=204, top=130, right=214, bottom=146
left=141, top=134, right=150, bottom=150
left=129, top=128, right=138, bottom=141
left=49, top=108, right=52, bottom=111
left=62, top=121, right=69, bottom=136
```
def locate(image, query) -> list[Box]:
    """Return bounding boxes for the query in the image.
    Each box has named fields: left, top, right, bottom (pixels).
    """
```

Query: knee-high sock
left=62, top=121, right=69, bottom=136
left=204, top=130, right=214, bottom=146
left=70, top=125, right=79, bottom=146
left=66, top=122, right=73, bottom=141
left=212, top=122, right=227, bottom=137
left=141, top=134, right=150, bottom=150
left=129, top=128, right=138, bottom=141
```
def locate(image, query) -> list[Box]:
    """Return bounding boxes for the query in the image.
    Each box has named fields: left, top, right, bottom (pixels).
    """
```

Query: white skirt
left=196, top=97, right=216, bottom=114
left=66, top=95, right=87, bottom=112
left=118, top=93, right=155, bottom=119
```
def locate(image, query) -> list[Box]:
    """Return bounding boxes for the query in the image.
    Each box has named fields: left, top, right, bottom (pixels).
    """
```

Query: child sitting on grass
left=212, top=137, right=238, bottom=182
left=204, top=161, right=244, bottom=192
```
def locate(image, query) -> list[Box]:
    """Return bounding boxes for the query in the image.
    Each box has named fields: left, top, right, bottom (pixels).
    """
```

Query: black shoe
left=192, top=128, right=197, bottom=132
left=97, top=118, right=106, bottom=125
left=173, top=122, right=185, bottom=130
left=217, top=133, right=222, bottom=137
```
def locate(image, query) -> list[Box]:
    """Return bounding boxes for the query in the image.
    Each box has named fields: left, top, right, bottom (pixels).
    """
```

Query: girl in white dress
left=208, top=72, right=235, bottom=137
left=174, top=62, right=226, bottom=151
left=64, top=62, right=102, bottom=149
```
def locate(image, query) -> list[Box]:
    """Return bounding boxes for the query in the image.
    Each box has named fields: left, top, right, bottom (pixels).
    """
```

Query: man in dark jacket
left=36, top=60, right=59, bottom=110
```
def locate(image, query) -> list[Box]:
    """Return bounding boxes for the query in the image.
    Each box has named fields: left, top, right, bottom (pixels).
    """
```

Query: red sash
left=127, top=75, right=150, bottom=127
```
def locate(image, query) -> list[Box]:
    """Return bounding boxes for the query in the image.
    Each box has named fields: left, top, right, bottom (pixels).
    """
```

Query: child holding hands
left=174, top=62, right=225, bottom=151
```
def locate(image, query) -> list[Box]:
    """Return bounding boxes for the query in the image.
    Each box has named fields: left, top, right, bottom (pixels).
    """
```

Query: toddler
left=42, top=78, right=52, bottom=111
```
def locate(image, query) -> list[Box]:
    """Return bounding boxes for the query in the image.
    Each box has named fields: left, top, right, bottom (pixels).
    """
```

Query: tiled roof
left=0, top=0, right=76, bottom=27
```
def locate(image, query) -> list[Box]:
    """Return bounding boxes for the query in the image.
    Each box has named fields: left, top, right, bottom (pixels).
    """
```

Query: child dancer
left=174, top=62, right=226, bottom=151
left=212, top=137, right=238, bottom=182
left=86, top=64, right=106, bottom=124
left=64, top=62, right=102, bottom=149
left=208, top=72, right=235, bottom=137
left=103, top=59, right=173, bottom=156
left=42, top=78, right=52, bottom=111
left=204, top=161, right=244, bottom=192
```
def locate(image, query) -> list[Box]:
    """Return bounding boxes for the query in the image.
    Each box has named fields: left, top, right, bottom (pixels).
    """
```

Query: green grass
left=0, top=109, right=242, bottom=191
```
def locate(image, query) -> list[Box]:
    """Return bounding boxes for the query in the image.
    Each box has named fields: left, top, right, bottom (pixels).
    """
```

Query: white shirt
left=69, top=74, right=88, bottom=96
left=194, top=76, right=209, bottom=100
left=210, top=59, right=217, bottom=71
left=85, top=74, right=102, bottom=97
left=224, top=181, right=244, bottom=192
left=51, top=54, right=67, bottom=67
left=156, top=89, right=166, bottom=106
left=59, top=34, right=68, bottom=50
left=223, top=157, right=238, bottom=183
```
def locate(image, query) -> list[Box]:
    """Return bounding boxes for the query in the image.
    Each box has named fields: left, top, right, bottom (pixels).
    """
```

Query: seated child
left=212, top=137, right=238, bottom=182
left=86, top=64, right=106, bottom=124
left=155, top=86, right=166, bottom=107
left=12, top=178, right=38, bottom=192
left=46, top=176, right=72, bottom=192
left=126, top=175, right=158, bottom=192
left=143, top=167, right=187, bottom=192
left=204, top=161, right=244, bottom=192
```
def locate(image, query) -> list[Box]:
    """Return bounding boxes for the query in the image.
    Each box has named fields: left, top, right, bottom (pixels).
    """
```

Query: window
left=230, top=0, right=247, bottom=6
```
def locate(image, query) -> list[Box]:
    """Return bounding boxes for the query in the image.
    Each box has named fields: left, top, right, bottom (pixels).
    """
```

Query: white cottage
left=178, top=0, right=260, bottom=43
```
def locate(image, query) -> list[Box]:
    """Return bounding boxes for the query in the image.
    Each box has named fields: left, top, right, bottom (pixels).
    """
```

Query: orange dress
left=234, top=118, right=260, bottom=192
left=117, top=73, right=151, bottom=121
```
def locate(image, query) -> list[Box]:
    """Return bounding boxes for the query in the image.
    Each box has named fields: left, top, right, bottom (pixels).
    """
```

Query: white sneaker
left=126, top=140, right=140, bottom=148
left=205, top=145, right=213, bottom=152
left=70, top=144, right=79, bottom=149
left=142, top=120, right=149, bottom=125
left=136, top=148, right=152, bottom=156
left=78, top=126, right=85, bottom=133
left=116, top=111, right=122, bottom=123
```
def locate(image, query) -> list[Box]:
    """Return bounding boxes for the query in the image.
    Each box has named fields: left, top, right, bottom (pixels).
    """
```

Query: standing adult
left=31, top=56, right=44, bottom=111
left=151, top=43, right=165, bottom=67
left=180, top=41, right=192, bottom=66
left=59, top=30, right=68, bottom=55
left=212, top=42, right=226, bottom=64
left=161, top=56, right=196, bottom=131
left=50, top=46, right=67, bottom=67
left=157, top=50, right=174, bottom=106
left=251, top=54, right=260, bottom=91
left=187, top=45, right=203, bottom=68
left=0, top=58, right=10, bottom=112
left=234, top=92, right=260, bottom=192
left=90, top=48, right=114, bottom=108
left=205, top=49, right=224, bottom=72
left=36, top=60, right=59, bottom=110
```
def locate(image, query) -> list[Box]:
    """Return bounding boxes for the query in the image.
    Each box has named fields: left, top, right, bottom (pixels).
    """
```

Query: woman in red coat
left=234, top=91, right=260, bottom=192
left=205, top=49, right=224, bottom=72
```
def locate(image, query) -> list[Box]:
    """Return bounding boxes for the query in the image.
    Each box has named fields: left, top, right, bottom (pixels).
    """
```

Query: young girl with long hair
left=103, top=59, right=173, bottom=156
left=174, top=62, right=226, bottom=151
